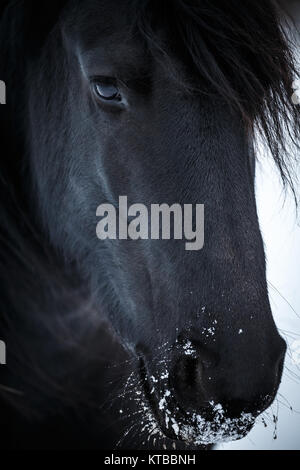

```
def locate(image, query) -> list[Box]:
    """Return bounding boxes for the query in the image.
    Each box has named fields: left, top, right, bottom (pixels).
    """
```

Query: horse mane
left=135, top=0, right=300, bottom=197
left=0, top=0, right=299, bottom=433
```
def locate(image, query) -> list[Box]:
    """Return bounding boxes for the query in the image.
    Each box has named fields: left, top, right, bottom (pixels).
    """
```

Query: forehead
left=63, top=0, right=142, bottom=53
left=62, top=0, right=156, bottom=79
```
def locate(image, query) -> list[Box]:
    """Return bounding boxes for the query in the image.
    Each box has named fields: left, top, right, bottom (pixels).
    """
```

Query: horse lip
left=138, top=357, right=257, bottom=446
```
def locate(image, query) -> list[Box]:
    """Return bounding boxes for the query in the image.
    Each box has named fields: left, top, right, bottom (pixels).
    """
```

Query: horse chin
left=142, top=395, right=256, bottom=448
left=161, top=410, right=255, bottom=447
left=138, top=362, right=256, bottom=447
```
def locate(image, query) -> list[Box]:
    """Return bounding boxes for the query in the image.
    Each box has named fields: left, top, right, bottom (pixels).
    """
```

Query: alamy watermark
left=291, top=79, right=300, bottom=105
left=96, top=196, right=204, bottom=251
left=0, top=80, right=6, bottom=105
left=0, top=82, right=6, bottom=363
left=0, top=340, right=6, bottom=365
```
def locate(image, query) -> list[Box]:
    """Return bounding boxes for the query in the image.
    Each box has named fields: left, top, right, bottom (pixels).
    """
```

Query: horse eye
left=92, top=80, right=121, bottom=102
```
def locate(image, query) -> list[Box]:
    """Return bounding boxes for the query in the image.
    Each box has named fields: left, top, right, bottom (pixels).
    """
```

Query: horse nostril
left=170, top=338, right=220, bottom=412
left=171, top=355, right=213, bottom=414
left=176, top=356, right=202, bottom=389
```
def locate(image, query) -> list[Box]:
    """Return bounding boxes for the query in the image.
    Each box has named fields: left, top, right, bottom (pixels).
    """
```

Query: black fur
left=0, top=0, right=298, bottom=450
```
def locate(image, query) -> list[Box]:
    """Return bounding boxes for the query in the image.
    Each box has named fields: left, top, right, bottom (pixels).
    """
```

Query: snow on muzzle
left=137, top=354, right=256, bottom=446
left=135, top=329, right=285, bottom=445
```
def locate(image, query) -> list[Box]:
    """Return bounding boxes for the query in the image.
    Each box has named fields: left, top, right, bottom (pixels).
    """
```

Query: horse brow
left=80, top=45, right=152, bottom=82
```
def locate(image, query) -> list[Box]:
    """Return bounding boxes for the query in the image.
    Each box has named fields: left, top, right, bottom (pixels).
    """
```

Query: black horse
left=0, top=0, right=299, bottom=450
